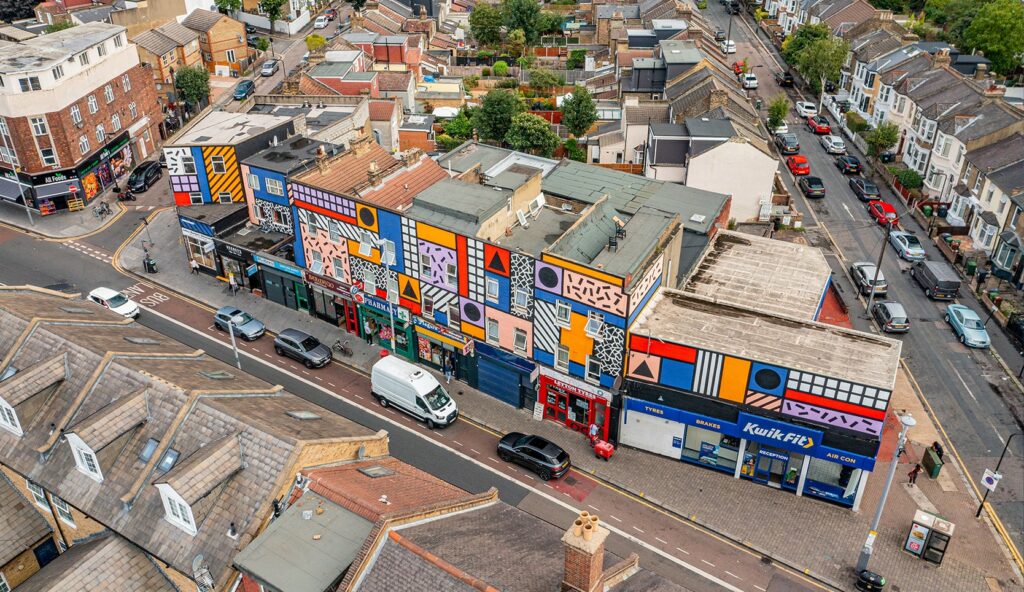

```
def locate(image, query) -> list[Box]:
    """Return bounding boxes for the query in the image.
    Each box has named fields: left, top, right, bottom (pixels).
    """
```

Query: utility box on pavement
left=921, top=447, right=943, bottom=478
left=904, top=509, right=955, bottom=566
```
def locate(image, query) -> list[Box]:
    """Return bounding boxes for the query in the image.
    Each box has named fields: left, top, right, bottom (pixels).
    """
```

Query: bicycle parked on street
left=332, top=339, right=353, bottom=357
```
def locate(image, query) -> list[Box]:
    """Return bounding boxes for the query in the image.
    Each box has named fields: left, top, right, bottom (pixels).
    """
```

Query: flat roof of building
left=681, top=231, right=832, bottom=321
left=173, top=111, right=295, bottom=146
left=406, top=178, right=510, bottom=236
left=248, top=101, right=359, bottom=135
left=497, top=206, right=580, bottom=257
left=0, top=22, right=124, bottom=73
left=243, top=135, right=338, bottom=174
left=633, top=290, right=901, bottom=390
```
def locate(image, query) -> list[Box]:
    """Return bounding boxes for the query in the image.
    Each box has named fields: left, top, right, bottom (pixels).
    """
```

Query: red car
left=325, top=7, right=338, bottom=19
left=787, top=155, right=810, bottom=176
left=867, top=200, right=899, bottom=226
left=732, top=60, right=747, bottom=75
left=807, top=115, right=831, bottom=134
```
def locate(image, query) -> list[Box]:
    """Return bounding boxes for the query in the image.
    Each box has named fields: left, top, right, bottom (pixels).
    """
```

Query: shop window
left=211, top=155, right=226, bottom=174
left=803, top=457, right=860, bottom=504
left=485, top=277, right=499, bottom=302
left=448, top=303, right=460, bottom=330
left=217, top=192, right=232, bottom=203
left=189, top=192, right=203, bottom=205
left=585, top=356, right=601, bottom=383
left=585, top=312, right=604, bottom=340
left=555, top=300, right=571, bottom=327
left=185, top=234, right=215, bottom=268
left=486, top=318, right=499, bottom=343
left=681, top=426, right=740, bottom=473
left=556, top=345, right=570, bottom=371
left=422, top=295, right=434, bottom=319
left=513, top=328, right=527, bottom=353
left=247, top=173, right=260, bottom=191
left=420, top=254, right=432, bottom=278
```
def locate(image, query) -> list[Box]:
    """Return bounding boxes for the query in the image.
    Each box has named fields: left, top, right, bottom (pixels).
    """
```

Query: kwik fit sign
left=737, top=412, right=820, bottom=452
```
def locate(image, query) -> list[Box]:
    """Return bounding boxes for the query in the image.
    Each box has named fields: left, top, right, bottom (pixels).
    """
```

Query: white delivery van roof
left=373, top=355, right=439, bottom=397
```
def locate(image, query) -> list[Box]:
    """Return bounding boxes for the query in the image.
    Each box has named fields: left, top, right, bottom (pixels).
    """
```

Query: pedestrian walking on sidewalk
left=908, top=463, right=922, bottom=485
left=190, top=259, right=200, bottom=274
left=588, top=422, right=599, bottom=447
left=443, top=356, right=452, bottom=384
left=363, top=320, right=374, bottom=345
left=931, top=441, right=944, bottom=461
left=229, top=275, right=239, bottom=296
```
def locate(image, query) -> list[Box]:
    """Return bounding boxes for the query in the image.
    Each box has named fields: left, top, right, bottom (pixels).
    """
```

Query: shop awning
left=0, top=176, right=30, bottom=202
left=415, top=324, right=467, bottom=350
left=35, top=179, right=83, bottom=199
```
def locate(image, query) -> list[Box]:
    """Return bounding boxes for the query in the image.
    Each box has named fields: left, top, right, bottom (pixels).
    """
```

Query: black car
left=775, top=71, right=795, bottom=87
left=798, top=176, right=826, bottom=198
left=775, top=133, right=800, bottom=155
left=849, top=177, right=881, bottom=201
left=245, top=24, right=257, bottom=34
left=714, top=29, right=727, bottom=41
left=127, top=161, right=162, bottom=193
left=726, top=1, right=741, bottom=13
left=497, top=432, right=571, bottom=481
left=835, top=155, right=862, bottom=174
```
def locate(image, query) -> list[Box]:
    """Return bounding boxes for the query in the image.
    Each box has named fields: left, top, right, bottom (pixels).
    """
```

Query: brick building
left=182, top=8, right=251, bottom=77
left=0, top=23, right=162, bottom=216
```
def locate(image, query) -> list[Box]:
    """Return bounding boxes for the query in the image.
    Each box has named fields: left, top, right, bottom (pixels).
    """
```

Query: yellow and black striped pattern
left=202, top=145, right=243, bottom=203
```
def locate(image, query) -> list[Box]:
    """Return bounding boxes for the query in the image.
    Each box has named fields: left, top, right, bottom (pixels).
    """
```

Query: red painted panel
left=456, top=234, right=469, bottom=297
left=784, top=389, right=886, bottom=420
left=629, top=335, right=696, bottom=363
left=294, top=200, right=356, bottom=225
left=173, top=192, right=193, bottom=206
left=483, top=243, right=510, bottom=277
left=399, top=298, right=421, bottom=316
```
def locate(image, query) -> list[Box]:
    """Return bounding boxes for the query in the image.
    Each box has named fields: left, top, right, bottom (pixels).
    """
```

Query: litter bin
left=937, top=204, right=948, bottom=218
left=922, top=205, right=933, bottom=217
left=921, top=447, right=943, bottom=478
left=755, top=97, right=763, bottom=109
left=143, top=257, right=158, bottom=274
left=855, top=570, right=886, bottom=591
left=966, top=259, right=977, bottom=277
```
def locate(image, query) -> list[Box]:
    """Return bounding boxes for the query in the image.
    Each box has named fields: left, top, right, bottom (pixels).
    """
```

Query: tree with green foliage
left=214, top=0, right=242, bottom=12
left=866, top=123, right=900, bottom=158
left=306, top=34, right=326, bottom=52
left=767, top=94, right=790, bottom=134
left=259, top=0, right=288, bottom=36
left=963, top=0, right=1024, bottom=75
left=469, top=1, right=503, bottom=46
left=493, top=60, right=510, bottom=76
left=792, top=36, right=849, bottom=107
left=44, top=20, right=76, bottom=34
left=174, top=65, right=210, bottom=110
left=563, top=138, right=585, bottom=162
left=923, top=0, right=980, bottom=46
left=0, top=0, right=39, bottom=23
left=537, top=12, right=564, bottom=35
left=560, top=86, right=596, bottom=138
left=503, top=0, right=541, bottom=43
left=528, top=67, right=561, bottom=92
left=517, top=54, right=534, bottom=69
left=473, top=90, right=525, bottom=143
left=566, top=49, right=586, bottom=70
left=781, top=23, right=829, bottom=65
left=346, top=0, right=367, bottom=12
left=506, top=113, right=560, bottom=156
left=255, top=36, right=271, bottom=53
left=506, top=28, right=526, bottom=58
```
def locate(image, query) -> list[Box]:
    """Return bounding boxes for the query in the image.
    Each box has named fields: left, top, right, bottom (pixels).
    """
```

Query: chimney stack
left=709, top=89, right=729, bottom=110
left=368, top=160, right=381, bottom=185
left=561, top=512, right=608, bottom=592
left=933, top=48, right=951, bottom=67
left=975, top=62, right=988, bottom=80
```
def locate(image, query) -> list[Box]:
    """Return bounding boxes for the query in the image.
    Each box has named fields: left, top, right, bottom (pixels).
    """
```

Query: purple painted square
left=535, top=261, right=562, bottom=294
left=460, top=297, right=485, bottom=327
left=418, top=240, right=457, bottom=292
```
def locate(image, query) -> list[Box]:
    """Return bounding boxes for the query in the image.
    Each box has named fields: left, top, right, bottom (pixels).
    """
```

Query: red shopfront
left=539, top=367, right=612, bottom=441
left=304, top=270, right=359, bottom=334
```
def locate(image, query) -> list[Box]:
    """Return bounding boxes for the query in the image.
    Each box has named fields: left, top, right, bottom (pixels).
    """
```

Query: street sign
left=354, top=293, right=365, bottom=304
left=981, top=469, right=1002, bottom=492
left=68, top=184, right=78, bottom=194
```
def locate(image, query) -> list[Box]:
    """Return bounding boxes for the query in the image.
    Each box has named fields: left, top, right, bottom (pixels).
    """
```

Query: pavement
left=116, top=207, right=1021, bottom=591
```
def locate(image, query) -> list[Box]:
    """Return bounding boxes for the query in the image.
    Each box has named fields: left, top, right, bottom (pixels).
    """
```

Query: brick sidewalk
left=121, top=210, right=1021, bottom=592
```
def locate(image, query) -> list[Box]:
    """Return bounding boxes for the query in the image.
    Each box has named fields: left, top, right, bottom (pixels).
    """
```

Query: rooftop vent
left=124, top=336, right=161, bottom=345
left=198, top=370, right=234, bottom=380
left=689, top=213, right=707, bottom=223
left=286, top=410, right=322, bottom=421
left=358, top=465, right=396, bottom=478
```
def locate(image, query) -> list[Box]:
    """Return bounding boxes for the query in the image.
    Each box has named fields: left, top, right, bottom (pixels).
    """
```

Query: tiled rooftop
left=0, top=473, right=52, bottom=565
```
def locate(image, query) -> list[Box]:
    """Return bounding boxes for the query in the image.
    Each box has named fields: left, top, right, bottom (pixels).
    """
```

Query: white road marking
left=609, top=515, right=623, bottom=523
left=140, top=306, right=747, bottom=592
left=469, top=448, right=480, bottom=455
left=488, top=456, right=499, bottom=463
left=327, top=382, right=336, bottom=387
left=677, top=547, right=690, bottom=555
left=702, top=559, right=715, bottom=567
left=452, top=440, right=464, bottom=446
left=633, top=526, right=645, bottom=534
left=989, top=420, right=1006, bottom=445
left=725, top=571, right=741, bottom=580
left=588, top=504, right=600, bottom=512
left=951, top=366, right=978, bottom=404
left=655, top=537, right=668, bottom=545
left=301, top=370, right=310, bottom=375
left=841, top=203, right=854, bottom=220
left=755, top=586, right=767, bottom=591
left=354, top=394, right=364, bottom=399
left=315, top=376, right=323, bottom=382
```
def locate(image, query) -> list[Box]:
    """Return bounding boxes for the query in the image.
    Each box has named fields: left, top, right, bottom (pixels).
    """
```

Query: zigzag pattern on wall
left=593, top=324, right=624, bottom=376
left=509, top=253, right=535, bottom=319
left=421, top=283, right=457, bottom=313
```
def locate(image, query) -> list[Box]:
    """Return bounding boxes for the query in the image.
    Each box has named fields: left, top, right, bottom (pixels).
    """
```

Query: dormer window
left=156, top=484, right=197, bottom=535
left=66, top=433, right=103, bottom=482
left=0, top=398, right=21, bottom=435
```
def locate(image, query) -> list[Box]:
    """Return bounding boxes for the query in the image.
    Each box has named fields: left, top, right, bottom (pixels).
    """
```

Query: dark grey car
left=214, top=306, right=265, bottom=340
left=274, top=328, right=332, bottom=368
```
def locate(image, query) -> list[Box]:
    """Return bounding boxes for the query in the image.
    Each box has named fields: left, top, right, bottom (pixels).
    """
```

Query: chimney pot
left=573, top=519, right=584, bottom=536
left=975, top=62, right=988, bottom=80
left=582, top=523, right=594, bottom=540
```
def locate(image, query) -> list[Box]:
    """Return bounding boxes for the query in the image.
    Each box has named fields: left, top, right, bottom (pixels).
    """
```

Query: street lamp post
left=865, top=221, right=894, bottom=314
left=856, top=413, right=916, bottom=575
left=975, top=432, right=1021, bottom=518
left=227, top=319, right=242, bottom=370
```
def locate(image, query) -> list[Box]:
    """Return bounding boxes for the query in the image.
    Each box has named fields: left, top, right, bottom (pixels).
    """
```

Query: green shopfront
left=358, top=293, right=416, bottom=360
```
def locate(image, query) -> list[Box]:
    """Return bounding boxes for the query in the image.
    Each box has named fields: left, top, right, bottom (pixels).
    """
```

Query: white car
left=820, top=135, right=846, bottom=154
left=314, top=15, right=329, bottom=28
left=766, top=118, right=788, bottom=135
left=795, top=101, right=818, bottom=118
left=88, top=287, right=140, bottom=318
left=720, top=40, right=736, bottom=54
left=741, top=72, right=758, bottom=90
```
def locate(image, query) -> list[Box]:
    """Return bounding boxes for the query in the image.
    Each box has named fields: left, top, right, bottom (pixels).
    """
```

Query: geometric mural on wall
left=786, top=370, right=890, bottom=413
left=627, top=255, right=663, bottom=317
left=164, top=147, right=191, bottom=175
left=562, top=270, right=627, bottom=317
left=534, top=261, right=563, bottom=294
left=484, top=243, right=510, bottom=277
left=509, top=253, right=535, bottom=320
left=418, top=240, right=457, bottom=292
left=466, top=238, right=485, bottom=302
left=593, top=324, right=625, bottom=377
left=782, top=400, right=884, bottom=436
left=401, top=216, right=419, bottom=279
left=627, top=350, right=660, bottom=382
left=459, top=296, right=486, bottom=328
left=532, top=298, right=560, bottom=354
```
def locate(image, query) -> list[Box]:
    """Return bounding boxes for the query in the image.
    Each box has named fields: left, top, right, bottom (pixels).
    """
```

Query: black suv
left=127, top=160, right=162, bottom=193
left=775, top=71, right=795, bottom=87
left=497, top=432, right=571, bottom=481
left=775, top=133, right=800, bottom=155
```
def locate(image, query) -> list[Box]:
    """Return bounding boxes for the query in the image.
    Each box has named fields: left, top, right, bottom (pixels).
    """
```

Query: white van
left=371, top=356, right=458, bottom=428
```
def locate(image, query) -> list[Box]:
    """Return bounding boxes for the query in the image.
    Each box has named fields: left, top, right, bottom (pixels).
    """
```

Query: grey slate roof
left=182, top=8, right=226, bottom=32
left=0, top=472, right=52, bottom=565
left=624, top=103, right=670, bottom=125
left=684, top=116, right=736, bottom=138
left=406, top=178, right=510, bottom=236
left=938, top=100, right=1023, bottom=143
left=989, top=161, right=1024, bottom=199
left=966, top=134, right=1024, bottom=172
left=131, top=29, right=177, bottom=56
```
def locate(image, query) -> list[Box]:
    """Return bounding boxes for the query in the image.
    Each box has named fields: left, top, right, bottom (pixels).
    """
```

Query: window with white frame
left=95, top=124, right=105, bottom=143
left=79, top=135, right=90, bottom=155
left=555, top=300, right=571, bottom=327
left=121, top=73, right=131, bottom=92
left=18, top=77, right=40, bottom=92
left=189, top=192, right=202, bottom=204
left=30, top=117, right=47, bottom=136
left=157, top=485, right=196, bottom=535
left=485, top=277, right=499, bottom=302
left=486, top=317, right=499, bottom=343
left=87, top=94, right=98, bottom=113
left=26, top=480, right=47, bottom=508
left=585, top=356, right=601, bottom=383
left=247, top=173, right=260, bottom=191
left=363, top=268, right=376, bottom=295
left=114, top=34, right=123, bottom=48
left=52, top=65, right=63, bottom=80
left=956, top=145, right=965, bottom=166
left=265, top=177, right=284, bottom=195
left=513, top=328, right=527, bottom=353
left=422, top=295, right=434, bottom=318
left=1011, top=207, right=1021, bottom=231
left=381, top=239, right=396, bottom=266
left=52, top=496, right=75, bottom=527
left=584, top=311, right=604, bottom=338
left=448, top=303, right=460, bottom=330
left=994, top=241, right=1017, bottom=269
left=111, top=113, right=121, bottom=132
left=1, top=570, right=10, bottom=592
left=67, top=433, right=102, bottom=481
left=445, top=263, right=457, bottom=286
left=79, top=52, right=89, bottom=66
left=0, top=398, right=21, bottom=435
left=104, top=84, right=114, bottom=103
left=986, top=187, right=995, bottom=203
left=309, top=251, right=323, bottom=273
left=556, top=345, right=570, bottom=371
left=386, top=277, right=399, bottom=303
left=70, top=104, right=81, bottom=125
left=513, top=288, right=529, bottom=310
left=96, top=43, right=106, bottom=57
left=999, top=194, right=1008, bottom=214
left=128, top=102, right=137, bottom=119
left=328, top=221, right=340, bottom=243
left=420, top=253, right=432, bottom=278
left=217, top=192, right=232, bottom=204
left=210, top=155, right=226, bottom=174
left=40, top=148, right=57, bottom=167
